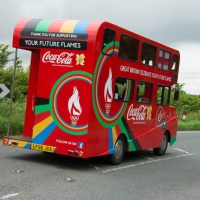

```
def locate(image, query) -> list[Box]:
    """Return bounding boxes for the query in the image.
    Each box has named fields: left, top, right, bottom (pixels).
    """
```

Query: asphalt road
left=0, top=131, right=200, bottom=200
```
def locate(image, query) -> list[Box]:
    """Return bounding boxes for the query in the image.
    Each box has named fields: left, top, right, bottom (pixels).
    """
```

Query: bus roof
left=12, top=18, right=179, bottom=55
left=12, top=19, right=105, bottom=48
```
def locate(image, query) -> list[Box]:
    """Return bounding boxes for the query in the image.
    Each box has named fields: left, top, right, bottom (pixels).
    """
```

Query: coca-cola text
left=42, top=51, right=74, bottom=65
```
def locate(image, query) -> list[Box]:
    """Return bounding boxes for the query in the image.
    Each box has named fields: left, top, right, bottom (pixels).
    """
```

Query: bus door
left=156, top=85, right=171, bottom=129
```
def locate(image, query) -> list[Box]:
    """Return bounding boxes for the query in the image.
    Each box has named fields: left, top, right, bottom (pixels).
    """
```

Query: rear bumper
left=3, top=136, right=31, bottom=149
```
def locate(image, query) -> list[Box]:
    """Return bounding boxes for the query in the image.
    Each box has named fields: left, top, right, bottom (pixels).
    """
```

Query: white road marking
left=137, top=153, right=153, bottom=160
left=0, top=193, right=19, bottom=199
left=102, top=153, right=195, bottom=173
left=89, top=164, right=99, bottom=169
left=173, top=148, right=189, bottom=154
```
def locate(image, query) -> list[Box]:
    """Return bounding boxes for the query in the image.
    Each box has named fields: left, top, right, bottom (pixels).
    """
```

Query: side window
left=119, top=35, right=139, bottom=61
left=114, top=77, right=134, bottom=102
left=156, top=86, right=162, bottom=104
left=136, top=81, right=152, bottom=103
left=158, top=49, right=171, bottom=71
left=102, top=28, right=115, bottom=55
left=156, top=85, right=170, bottom=105
left=171, top=54, right=179, bottom=72
left=141, top=43, right=157, bottom=67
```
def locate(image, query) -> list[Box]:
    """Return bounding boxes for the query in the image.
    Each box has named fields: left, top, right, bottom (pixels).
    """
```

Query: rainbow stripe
left=92, top=41, right=129, bottom=128
left=50, top=70, right=92, bottom=135
left=21, top=19, right=91, bottom=33
left=52, top=75, right=92, bottom=131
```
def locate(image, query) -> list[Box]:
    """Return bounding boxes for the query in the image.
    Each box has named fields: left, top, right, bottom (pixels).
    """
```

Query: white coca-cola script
left=42, top=51, right=74, bottom=65
left=127, top=104, right=147, bottom=120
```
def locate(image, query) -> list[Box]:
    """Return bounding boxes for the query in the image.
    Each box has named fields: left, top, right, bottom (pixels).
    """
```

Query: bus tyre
left=153, top=132, right=168, bottom=156
left=108, top=135, right=125, bottom=165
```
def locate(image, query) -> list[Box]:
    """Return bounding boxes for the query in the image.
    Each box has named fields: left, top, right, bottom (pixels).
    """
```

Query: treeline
left=0, top=44, right=199, bottom=136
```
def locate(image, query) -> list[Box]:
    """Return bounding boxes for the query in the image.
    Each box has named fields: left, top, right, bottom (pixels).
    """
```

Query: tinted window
left=102, top=28, right=115, bottom=55
left=141, top=43, right=157, bottom=67
left=119, top=35, right=139, bottom=61
left=156, top=85, right=170, bottom=105
left=114, top=77, right=134, bottom=102
left=136, top=81, right=152, bottom=103
left=171, top=54, right=179, bottom=72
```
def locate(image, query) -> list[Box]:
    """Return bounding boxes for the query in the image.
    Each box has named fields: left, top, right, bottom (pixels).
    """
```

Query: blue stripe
left=24, top=143, right=30, bottom=149
left=32, top=122, right=56, bottom=144
left=73, top=20, right=90, bottom=33
left=109, top=128, right=114, bottom=154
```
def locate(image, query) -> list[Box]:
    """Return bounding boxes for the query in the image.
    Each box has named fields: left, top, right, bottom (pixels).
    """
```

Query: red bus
left=3, top=19, right=180, bottom=165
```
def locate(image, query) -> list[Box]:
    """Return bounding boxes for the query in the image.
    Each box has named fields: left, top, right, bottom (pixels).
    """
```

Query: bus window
left=136, top=81, right=152, bottom=103
left=156, top=85, right=170, bottom=105
left=158, top=49, right=170, bottom=71
left=102, top=28, right=115, bottom=55
left=141, top=43, right=157, bottom=67
left=114, top=77, right=134, bottom=102
left=171, top=54, right=179, bottom=72
left=119, top=34, right=139, bottom=61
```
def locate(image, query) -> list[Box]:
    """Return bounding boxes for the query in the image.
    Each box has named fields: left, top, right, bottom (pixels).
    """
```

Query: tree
left=0, top=44, right=14, bottom=69
left=0, top=44, right=29, bottom=101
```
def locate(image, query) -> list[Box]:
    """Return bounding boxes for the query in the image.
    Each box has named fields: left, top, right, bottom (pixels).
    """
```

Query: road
left=0, top=131, right=200, bottom=200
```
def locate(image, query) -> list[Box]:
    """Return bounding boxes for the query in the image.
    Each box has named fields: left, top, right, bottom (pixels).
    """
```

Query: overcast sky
left=0, top=0, right=200, bottom=94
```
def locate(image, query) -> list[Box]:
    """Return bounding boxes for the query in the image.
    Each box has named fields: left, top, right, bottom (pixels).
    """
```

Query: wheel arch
left=165, top=130, right=171, bottom=143
left=118, top=133, right=129, bottom=151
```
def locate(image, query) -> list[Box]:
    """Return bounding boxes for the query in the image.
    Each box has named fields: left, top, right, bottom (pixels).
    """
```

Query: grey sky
left=0, top=0, right=200, bottom=94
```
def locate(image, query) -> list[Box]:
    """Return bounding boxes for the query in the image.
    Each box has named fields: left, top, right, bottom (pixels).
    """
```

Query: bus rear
left=3, top=19, right=102, bottom=158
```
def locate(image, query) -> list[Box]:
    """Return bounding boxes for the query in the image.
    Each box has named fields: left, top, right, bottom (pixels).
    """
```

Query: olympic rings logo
left=70, top=116, right=79, bottom=121
left=105, top=103, right=111, bottom=109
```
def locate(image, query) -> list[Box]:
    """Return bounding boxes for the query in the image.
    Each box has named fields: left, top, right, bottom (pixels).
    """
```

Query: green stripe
left=119, top=120, right=136, bottom=151
left=92, top=41, right=128, bottom=128
left=35, top=104, right=50, bottom=114
left=35, top=19, right=54, bottom=32
left=170, top=135, right=176, bottom=146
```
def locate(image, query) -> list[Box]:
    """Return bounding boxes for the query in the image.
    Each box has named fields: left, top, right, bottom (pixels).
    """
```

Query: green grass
left=178, top=120, right=200, bottom=131
left=177, top=110, right=200, bottom=131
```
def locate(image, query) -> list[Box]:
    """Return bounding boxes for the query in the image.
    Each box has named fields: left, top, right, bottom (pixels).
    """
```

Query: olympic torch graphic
left=104, top=68, right=113, bottom=116
left=68, top=86, right=82, bottom=126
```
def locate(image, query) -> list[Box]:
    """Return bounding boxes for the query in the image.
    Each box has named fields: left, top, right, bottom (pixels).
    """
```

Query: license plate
left=31, top=143, right=54, bottom=153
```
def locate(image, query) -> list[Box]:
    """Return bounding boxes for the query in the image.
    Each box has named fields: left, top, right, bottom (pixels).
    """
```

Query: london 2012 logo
left=104, top=68, right=113, bottom=116
left=50, top=70, right=92, bottom=135
left=68, top=86, right=82, bottom=126
left=92, top=42, right=129, bottom=128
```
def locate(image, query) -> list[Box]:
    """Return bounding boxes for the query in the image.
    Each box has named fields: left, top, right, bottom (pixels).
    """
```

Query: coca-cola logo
left=127, top=104, right=147, bottom=121
left=42, top=51, right=74, bottom=66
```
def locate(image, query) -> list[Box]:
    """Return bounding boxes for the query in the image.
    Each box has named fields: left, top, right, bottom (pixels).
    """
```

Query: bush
left=0, top=99, right=25, bottom=138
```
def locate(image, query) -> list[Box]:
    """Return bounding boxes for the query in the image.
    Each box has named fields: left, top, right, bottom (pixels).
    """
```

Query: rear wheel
left=153, top=132, right=168, bottom=156
left=108, top=135, right=125, bottom=165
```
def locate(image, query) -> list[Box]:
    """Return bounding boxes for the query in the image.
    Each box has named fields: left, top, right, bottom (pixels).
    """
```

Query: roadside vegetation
left=0, top=44, right=199, bottom=138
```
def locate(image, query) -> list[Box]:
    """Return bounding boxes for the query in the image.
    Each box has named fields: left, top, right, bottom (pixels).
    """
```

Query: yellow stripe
left=12, top=140, right=29, bottom=148
left=112, top=127, right=117, bottom=144
left=33, top=116, right=53, bottom=138
left=60, top=20, right=79, bottom=33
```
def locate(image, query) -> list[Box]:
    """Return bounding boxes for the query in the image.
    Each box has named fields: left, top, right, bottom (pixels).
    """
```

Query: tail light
left=68, top=150, right=84, bottom=157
